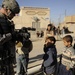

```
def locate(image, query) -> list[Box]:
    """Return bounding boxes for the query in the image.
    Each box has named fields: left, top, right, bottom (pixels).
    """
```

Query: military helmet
left=2, top=0, right=20, bottom=14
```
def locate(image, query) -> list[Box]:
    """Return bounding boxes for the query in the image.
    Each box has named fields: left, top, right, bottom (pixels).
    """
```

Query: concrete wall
left=59, top=15, right=75, bottom=33
left=13, top=7, right=50, bottom=29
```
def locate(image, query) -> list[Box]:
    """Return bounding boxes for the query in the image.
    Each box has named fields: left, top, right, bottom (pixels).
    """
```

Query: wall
left=13, top=7, right=50, bottom=30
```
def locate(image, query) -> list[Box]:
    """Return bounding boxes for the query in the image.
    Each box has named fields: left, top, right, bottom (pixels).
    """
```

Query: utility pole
left=0, top=5, right=1, bottom=9
left=64, top=9, right=67, bottom=27
left=58, top=14, right=61, bottom=26
left=65, top=9, right=67, bottom=17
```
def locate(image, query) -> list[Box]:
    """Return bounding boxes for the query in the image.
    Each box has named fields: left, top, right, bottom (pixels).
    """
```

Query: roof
left=64, top=15, right=75, bottom=24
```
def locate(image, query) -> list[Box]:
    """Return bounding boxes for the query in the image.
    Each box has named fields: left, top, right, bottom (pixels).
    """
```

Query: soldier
left=0, top=0, right=20, bottom=75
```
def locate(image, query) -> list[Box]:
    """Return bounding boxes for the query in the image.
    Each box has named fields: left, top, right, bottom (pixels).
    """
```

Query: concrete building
left=13, top=7, right=50, bottom=30
left=59, top=15, right=75, bottom=33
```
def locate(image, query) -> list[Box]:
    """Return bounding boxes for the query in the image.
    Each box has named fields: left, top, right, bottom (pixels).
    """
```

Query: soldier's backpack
left=21, top=39, right=33, bottom=54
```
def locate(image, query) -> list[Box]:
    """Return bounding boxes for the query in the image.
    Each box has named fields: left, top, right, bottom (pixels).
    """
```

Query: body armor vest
left=0, top=12, right=16, bottom=64
left=0, top=12, right=11, bottom=35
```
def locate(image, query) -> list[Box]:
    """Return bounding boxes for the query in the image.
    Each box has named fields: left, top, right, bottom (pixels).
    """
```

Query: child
left=44, top=24, right=54, bottom=42
left=43, top=36, right=57, bottom=75
left=59, top=35, right=75, bottom=75
left=16, top=39, right=33, bottom=75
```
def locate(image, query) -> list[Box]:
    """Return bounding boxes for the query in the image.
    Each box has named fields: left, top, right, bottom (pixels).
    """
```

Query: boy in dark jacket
left=43, top=36, right=57, bottom=75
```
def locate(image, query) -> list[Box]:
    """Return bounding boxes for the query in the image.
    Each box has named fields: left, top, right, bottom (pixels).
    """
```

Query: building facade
left=13, top=7, right=50, bottom=30
left=59, top=15, right=75, bottom=33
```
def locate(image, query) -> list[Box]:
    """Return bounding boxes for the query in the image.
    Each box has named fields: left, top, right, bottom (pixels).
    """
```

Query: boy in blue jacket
left=43, top=36, right=57, bottom=75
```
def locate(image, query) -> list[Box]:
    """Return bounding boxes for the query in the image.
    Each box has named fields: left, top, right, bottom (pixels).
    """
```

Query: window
left=32, top=22, right=40, bottom=29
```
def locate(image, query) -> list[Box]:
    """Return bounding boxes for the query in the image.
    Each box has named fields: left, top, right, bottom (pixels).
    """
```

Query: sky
left=0, top=0, right=75, bottom=25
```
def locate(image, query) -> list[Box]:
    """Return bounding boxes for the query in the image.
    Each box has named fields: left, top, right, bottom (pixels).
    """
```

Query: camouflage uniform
left=0, top=11, right=15, bottom=75
left=0, top=0, right=20, bottom=75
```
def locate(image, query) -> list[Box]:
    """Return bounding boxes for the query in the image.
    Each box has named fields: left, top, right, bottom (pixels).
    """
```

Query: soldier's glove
left=0, top=33, right=12, bottom=45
